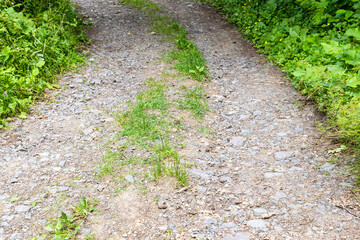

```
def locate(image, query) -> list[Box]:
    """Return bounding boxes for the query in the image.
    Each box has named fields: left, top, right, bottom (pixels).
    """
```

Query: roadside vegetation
left=0, top=0, right=88, bottom=128
left=202, top=0, right=360, bottom=182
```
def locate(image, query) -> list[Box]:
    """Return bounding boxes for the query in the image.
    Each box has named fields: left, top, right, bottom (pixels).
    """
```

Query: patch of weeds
left=97, top=149, right=124, bottom=177
left=150, top=14, right=187, bottom=41
left=177, top=85, right=208, bottom=118
left=150, top=139, right=188, bottom=185
left=41, top=196, right=97, bottom=239
left=121, top=0, right=208, bottom=81
left=198, top=125, right=214, bottom=137
left=100, top=79, right=188, bottom=185
left=167, top=35, right=208, bottom=81
left=117, top=79, right=170, bottom=148
left=120, top=0, right=162, bottom=11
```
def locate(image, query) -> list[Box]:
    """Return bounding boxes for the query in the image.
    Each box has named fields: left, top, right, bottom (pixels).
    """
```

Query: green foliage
left=120, top=0, right=162, bottom=11
left=0, top=0, right=88, bottom=128
left=42, top=196, right=96, bottom=239
left=108, top=79, right=188, bottom=185
left=177, top=85, right=209, bottom=117
left=202, top=0, right=360, bottom=153
left=167, top=35, right=208, bottom=81
left=121, top=0, right=209, bottom=81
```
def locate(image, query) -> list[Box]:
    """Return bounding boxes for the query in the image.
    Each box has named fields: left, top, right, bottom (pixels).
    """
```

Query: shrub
left=0, top=0, right=88, bottom=127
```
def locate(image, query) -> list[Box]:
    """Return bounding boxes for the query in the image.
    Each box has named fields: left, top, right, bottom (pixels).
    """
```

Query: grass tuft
left=177, top=85, right=209, bottom=117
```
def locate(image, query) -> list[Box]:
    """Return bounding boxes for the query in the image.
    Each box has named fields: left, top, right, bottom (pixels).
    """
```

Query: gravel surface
left=1, top=0, right=360, bottom=239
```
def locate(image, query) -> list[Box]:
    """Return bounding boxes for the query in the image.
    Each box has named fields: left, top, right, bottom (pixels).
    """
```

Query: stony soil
left=1, top=0, right=360, bottom=239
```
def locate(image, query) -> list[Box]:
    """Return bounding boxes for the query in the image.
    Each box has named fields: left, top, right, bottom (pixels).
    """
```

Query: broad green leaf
left=321, top=41, right=342, bottom=54
left=345, top=28, right=360, bottom=41
left=345, top=10, right=354, bottom=20
left=19, top=112, right=27, bottom=119
left=346, top=77, right=360, bottom=88
left=44, top=225, right=54, bottom=232
left=36, top=60, right=45, bottom=68
left=292, top=68, right=306, bottom=77
left=32, top=68, right=40, bottom=76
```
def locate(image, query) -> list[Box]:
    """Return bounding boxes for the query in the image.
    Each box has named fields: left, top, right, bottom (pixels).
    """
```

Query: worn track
left=0, top=0, right=359, bottom=239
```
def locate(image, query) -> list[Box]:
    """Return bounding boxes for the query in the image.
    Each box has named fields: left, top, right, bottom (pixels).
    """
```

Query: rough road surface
left=1, top=0, right=359, bottom=239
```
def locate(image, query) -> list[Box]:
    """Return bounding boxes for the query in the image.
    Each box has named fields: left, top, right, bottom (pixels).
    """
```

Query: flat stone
left=274, top=151, right=294, bottom=161
left=253, top=111, right=262, bottom=116
left=124, top=175, right=134, bottom=183
left=157, top=201, right=167, bottom=209
left=9, top=178, right=18, bottom=184
left=9, top=233, right=22, bottom=240
left=59, top=160, right=66, bottom=167
left=14, top=205, right=31, bottom=213
left=198, top=186, right=207, bottom=192
left=158, top=225, right=168, bottom=232
left=229, top=137, right=246, bottom=147
left=219, top=222, right=237, bottom=230
left=241, top=129, right=253, bottom=134
left=83, top=127, right=94, bottom=135
left=272, top=191, right=287, bottom=200
left=219, top=176, right=231, bottom=183
left=190, top=169, right=210, bottom=180
left=320, top=163, right=335, bottom=172
left=202, top=217, right=218, bottom=227
left=80, top=228, right=91, bottom=235
left=247, top=219, right=268, bottom=231
left=253, top=208, right=267, bottom=215
left=0, top=194, right=10, bottom=200
left=1, top=215, right=14, bottom=222
left=264, top=172, right=282, bottom=178
left=39, top=152, right=50, bottom=157
left=221, top=232, right=250, bottom=240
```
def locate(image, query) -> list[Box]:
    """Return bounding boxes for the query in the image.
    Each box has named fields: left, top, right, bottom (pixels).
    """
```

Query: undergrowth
left=202, top=0, right=360, bottom=183
left=0, top=0, right=88, bottom=128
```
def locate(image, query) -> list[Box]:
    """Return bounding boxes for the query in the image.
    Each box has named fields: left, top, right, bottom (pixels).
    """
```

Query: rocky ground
left=1, top=0, right=360, bottom=239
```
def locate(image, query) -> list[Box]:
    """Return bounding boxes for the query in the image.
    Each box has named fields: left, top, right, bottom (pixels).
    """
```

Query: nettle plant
left=204, top=0, right=360, bottom=149
left=0, top=0, right=87, bottom=127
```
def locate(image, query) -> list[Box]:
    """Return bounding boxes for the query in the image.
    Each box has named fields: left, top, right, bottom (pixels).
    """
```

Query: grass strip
left=120, top=0, right=209, bottom=81
left=99, top=79, right=188, bottom=186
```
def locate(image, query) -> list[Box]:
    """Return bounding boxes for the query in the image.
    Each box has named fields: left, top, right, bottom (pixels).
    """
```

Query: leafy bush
left=203, top=0, right=360, bottom=150
left=0, top=0, right=87, bottom=127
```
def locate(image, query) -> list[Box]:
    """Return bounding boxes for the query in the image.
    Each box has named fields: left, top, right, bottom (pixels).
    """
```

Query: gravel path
left=1, top=0, right=359, bottom=239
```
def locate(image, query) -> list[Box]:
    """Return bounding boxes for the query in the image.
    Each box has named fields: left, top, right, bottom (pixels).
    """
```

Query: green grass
left=0, top=0, right=89, bottom=128
left=177, top=85, right=208, bottom=118
left=99, top=79, right=188, bottom=186
left=110, top=0, right=212, bottom=186
left=121, top=0, right=209, bottom=81
left=34, top=196, right=97, bottom=239
left=167, top=36, right=208, bottom=81
left=120, top=0, right=162, bottom=11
